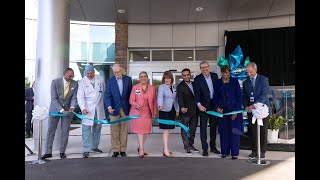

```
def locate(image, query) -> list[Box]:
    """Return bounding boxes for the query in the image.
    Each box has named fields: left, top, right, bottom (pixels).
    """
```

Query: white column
left=33, top=0, right=70, bottom=153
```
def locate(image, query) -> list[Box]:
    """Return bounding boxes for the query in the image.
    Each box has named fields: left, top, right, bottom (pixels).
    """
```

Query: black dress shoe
left=83, top=152, right=89, bottom=158
left=42, top=154, right=52, bottom=159
left=232, top=156, right=238, bottom=160
left=112, top=152, right=119, bottom=158
left=221, top=154, right=228, bottom=158
left=210, top=148, right=221, bottom=154
left=202, top=150, right=209, bottom=156
left=120, top=152, right=126, bottom=157
left=92, top=148, right=103, bottom=153
left=60, top=153, right=67, bottom=159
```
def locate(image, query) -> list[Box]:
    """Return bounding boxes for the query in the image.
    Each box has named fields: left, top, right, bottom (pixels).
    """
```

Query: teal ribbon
left=48, top=112, right=139, bottom=124
left=153, top=118, right=190, bottom=137
left=206, top=110, right=246, bottom=118
left=49, top=112, right=190, bottom=137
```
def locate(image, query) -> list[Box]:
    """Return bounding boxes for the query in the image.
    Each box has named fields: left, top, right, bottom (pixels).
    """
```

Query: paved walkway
left=25, top=125, right=295, bottom=179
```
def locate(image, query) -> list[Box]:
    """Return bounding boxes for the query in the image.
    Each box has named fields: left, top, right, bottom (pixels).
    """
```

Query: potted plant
left=267, top=114, right=287, bottom=143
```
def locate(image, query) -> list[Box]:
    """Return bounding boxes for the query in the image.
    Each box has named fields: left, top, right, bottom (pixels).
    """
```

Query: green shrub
left=268, top=114, right=287, bottom=130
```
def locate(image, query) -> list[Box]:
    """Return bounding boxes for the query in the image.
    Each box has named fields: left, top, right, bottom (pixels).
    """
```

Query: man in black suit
left=194, top=61, right=220, bottom=156
left=25, top=81, right=35, bottom=138
left=177, top=68, right=200, bottom=155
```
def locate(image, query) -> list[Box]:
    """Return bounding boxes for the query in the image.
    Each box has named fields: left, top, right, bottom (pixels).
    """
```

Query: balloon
left=218, top=45, right=249, bottom=80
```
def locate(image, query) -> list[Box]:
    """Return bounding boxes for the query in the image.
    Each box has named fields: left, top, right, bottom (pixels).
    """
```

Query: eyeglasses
left=114, top=70, right=121, bottom=74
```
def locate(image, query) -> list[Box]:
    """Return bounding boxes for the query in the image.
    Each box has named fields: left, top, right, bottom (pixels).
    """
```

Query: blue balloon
left=218, top=45, right=249, bottom=80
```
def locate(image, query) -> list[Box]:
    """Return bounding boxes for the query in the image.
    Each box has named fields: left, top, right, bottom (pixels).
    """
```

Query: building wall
left=126, top=14, right=295, bottom=78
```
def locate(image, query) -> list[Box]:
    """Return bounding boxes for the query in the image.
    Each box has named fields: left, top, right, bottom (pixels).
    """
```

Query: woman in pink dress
left=129, top=71, right=157, bottom=158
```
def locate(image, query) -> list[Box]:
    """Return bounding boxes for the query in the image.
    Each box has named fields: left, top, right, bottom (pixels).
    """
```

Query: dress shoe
left=210, top=148, right=221, bottom=154
left=92, top=148, right=103, bottom=153
left=42, top=154, right=52, bottom=159
left=112, top=152, right=119, bottom=158
left=163, top=152, right=173, bottom=158
left=137, top=148, right=148, bottom=155
left=83, top=152, right=89, bottom=158
left=249, top=152, right=257, bottom=160
left=189, top=145, right=200, bottom=152
left=232, top=156, right=238, bottom=160
left=185, top=147, right=192, bottom=156
left=202, top=150, right=209, bottom=156
left=120, top=152, right=126, bottom=157
left=221, top=154, right=228, bottom=158
left=25, top=135, right=31, bottom=138
left=60, top=153, right=67, bottom=159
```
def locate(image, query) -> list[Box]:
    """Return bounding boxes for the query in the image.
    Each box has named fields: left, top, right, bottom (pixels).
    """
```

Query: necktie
left=64, top=82, right=70, bottom=98
left=251, top=78, right=255, bottom=88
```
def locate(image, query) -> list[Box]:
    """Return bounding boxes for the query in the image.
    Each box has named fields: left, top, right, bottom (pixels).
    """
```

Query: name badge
left=135, top=89, right=140, bottom=95
left=250, top=96, right=254, bottom=102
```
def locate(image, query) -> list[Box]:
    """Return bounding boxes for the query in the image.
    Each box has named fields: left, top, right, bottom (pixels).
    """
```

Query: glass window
left=196, top=49, right=217, bottom=61
left=174, top=50, right=194, bottom=61
left=152, top=50, right=172, bottom=61
left=129, top=51, right=150, bottom=61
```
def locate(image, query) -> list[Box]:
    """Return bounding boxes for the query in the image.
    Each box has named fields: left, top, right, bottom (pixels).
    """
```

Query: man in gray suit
left=42, top=68, right=78, bottom=159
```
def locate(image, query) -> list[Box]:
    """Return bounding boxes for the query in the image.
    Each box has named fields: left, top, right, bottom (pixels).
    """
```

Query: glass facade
left=25, top=1, right=115, bottom=85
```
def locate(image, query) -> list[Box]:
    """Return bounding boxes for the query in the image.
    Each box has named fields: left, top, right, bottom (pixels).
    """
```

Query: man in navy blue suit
left=25, top=81, right=35, bottom=138
left=243, top=62, right=270, bottom=161
left=105, top=64, right=133, bottom=157
left=194, top=61, right=220, bottom=156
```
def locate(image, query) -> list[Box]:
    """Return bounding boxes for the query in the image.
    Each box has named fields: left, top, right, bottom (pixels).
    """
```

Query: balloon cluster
left=218, top=45, right=250, bottom=80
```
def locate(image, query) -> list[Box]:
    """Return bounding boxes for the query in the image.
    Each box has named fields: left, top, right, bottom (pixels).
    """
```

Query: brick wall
left=115, top=23, right=128, bottom=74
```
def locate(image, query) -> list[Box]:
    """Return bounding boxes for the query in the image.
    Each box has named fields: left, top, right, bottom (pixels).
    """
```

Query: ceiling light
left=117, top=9, right=125, bottom=14
left=188, top=56, right=193, bottom=59
left=195, top=7, right=203, bottom=12
left=144, top=57, right=148, bottom=59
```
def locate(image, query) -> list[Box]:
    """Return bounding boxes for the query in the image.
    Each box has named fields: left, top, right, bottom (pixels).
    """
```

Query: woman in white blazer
left=157, top=71, right=179, bottom=157
left=77, top=65, right=106, bottom=158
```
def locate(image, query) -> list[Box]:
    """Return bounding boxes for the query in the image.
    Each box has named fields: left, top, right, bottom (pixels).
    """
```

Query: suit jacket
left=25, top=87, right=34, bottom=112
left=105, top=75, right=132, bottom=116
left=49, top=78, right=78, bottom=113
left=194, top=72, right=219, bottom=109
left=176, top=81, right=197, bottom=116
left=129, top=83, right=157, bottom=117
left=157, top=83, right=179, bottom=112
left=213, top=77, right=242, bottom=112
left=243, top=74, right=270, bottom=118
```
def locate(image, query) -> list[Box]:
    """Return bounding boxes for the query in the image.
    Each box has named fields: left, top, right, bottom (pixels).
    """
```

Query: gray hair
left=199, top=61, right=210, bottom=68
left=246, top=62, right=257, bottom=70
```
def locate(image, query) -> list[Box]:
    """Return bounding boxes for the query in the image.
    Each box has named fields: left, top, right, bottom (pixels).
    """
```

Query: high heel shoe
left=163, top=152, right=172, bottom=158
left=163, top=148, right=173, bottom=155
left=137, top=148, right=148, bottom=155
left=138, top=148, right=144, bottom=158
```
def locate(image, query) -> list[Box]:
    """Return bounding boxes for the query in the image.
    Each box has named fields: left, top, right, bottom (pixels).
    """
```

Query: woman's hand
left=216, top=108, right=223, bottom=113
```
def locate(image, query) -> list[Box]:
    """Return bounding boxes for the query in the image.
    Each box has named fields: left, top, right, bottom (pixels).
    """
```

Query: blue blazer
left=242, top=74, right=270, bottom=117
left=194, top=72, right=218, bottom=109
left=157, top=84, right=179, bottom=112
left=105, top=75, right=132, bottom=116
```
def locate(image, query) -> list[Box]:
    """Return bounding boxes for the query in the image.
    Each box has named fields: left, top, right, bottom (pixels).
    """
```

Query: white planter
left=267, top=129, right=279, bottom=143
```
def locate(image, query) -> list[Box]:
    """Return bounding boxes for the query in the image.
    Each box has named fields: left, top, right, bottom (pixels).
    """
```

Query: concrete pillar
left=33, top=0, right=70, bottom=153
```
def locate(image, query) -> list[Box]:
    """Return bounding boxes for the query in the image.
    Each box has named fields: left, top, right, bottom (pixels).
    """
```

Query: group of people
left=38, top=61, right=270, bottom=162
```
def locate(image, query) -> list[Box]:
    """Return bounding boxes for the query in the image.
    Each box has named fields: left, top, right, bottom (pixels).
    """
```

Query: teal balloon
left=218, top=56, right=229, bottom=66
left=244, top=56, right=250, bottom=67
left=219, top=45, right=250, bottom=80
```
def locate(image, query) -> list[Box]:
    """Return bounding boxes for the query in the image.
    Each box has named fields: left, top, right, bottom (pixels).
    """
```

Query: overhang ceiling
left=70, top=0, right=295, bottom=24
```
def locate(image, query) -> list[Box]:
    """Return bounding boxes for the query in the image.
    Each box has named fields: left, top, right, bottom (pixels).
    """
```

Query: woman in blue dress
left=213, top=66, right=243, bottom=160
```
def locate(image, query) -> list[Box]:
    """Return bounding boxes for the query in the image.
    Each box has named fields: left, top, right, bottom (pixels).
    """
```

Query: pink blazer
left=129, top=83, right=157, bottom=117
